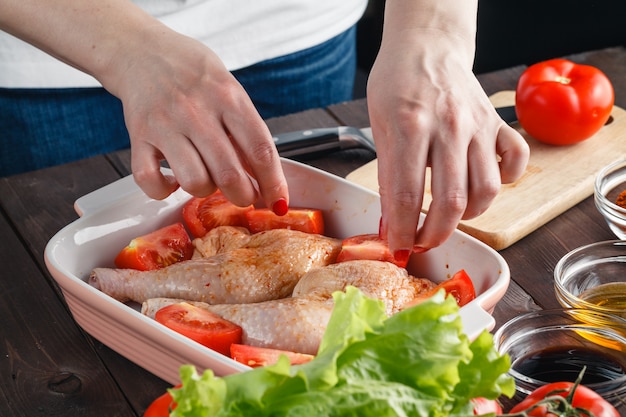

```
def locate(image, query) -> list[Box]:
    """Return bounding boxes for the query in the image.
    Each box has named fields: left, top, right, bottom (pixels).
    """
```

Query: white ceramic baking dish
left=44, top=159, right=510, bottom=385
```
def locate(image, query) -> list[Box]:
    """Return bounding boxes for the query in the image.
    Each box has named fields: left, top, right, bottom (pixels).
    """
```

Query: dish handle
left=74, top=168, right=174, bottom=217
left=458, top=301, right=496, bottom=340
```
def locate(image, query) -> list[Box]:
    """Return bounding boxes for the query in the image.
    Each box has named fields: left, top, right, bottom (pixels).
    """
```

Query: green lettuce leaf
left=169, top=287, right=514, bottom=417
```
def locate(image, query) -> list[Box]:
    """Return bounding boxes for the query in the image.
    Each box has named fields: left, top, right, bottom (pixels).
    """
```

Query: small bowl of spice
left=554, top=240, right=626, bottom=321
left=493, top=309, right=626, bottom=406
left=595, top=159, right=626, bottom=239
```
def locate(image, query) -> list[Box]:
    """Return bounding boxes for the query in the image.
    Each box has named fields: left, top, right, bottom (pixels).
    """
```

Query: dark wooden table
left=1, top=47, right=625, bottom=416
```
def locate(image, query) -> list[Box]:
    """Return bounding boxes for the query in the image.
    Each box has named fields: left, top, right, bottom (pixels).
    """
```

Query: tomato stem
left=497, top=368, right=595, bottom=417
left=555, top=75, right=571, bottom=84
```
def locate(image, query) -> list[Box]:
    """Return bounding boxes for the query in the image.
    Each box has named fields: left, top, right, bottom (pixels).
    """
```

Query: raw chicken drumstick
left=143, top=296, right=333, bottom=355
left=89, top=227, right=341, bottom=304
left=142, top=260, right=437, bottom=354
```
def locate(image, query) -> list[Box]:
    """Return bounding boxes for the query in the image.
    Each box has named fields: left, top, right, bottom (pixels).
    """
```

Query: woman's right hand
left=104, top=25, right=289, bottom=210
left=0, top=0, right=289, bottom=211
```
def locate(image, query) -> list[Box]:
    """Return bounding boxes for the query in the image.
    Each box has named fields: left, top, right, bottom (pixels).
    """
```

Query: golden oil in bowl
left=554, top=240, right=626, bottom=322
left=579, top=282, right=626, bottom=315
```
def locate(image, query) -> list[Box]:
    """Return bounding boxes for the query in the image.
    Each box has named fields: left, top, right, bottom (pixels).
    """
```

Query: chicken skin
left=142, top=260, right=437, bottom=354
left=89, top=228, right=341, bottom=304
left=142, top=296, right=333, bottom=355
left=293, top=260, right=436, bottom=315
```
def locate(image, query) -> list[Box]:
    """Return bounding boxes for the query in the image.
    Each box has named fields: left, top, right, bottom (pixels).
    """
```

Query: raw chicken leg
left=89, top=228, right=341, bottom=304
left=142, top=296, right=333, bottom=355
left=293, top=260, right=436, bottom=315
left=142, top=260, right=437, bottom=354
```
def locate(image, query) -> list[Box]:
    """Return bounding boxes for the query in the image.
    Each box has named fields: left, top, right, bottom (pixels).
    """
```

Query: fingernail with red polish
left=412, top=246, right=428, bottom=254
left=394, top=249, right=411, bottom=265
left=272, top=198, right=289, bottom=216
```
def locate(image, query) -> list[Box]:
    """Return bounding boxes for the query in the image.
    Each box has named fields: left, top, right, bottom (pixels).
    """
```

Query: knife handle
left=273, top=128, right=342, bottom=157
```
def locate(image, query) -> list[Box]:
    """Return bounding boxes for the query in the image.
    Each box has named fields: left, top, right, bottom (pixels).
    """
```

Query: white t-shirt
left=0, top=0, right=367, bottom=88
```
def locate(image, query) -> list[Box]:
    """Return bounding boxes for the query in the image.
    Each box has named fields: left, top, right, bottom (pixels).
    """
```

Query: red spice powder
left=616, top=190, right=626, bottom=209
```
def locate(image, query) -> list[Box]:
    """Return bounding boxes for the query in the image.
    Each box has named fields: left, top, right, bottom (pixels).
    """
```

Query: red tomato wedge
left=155, top=303, right=243, bottom=356
left=230, top=343, right=314, bottom=368
left=182, top=191, right=253, bottom=238
left=245, top=208, right=324, bottom=235
left=433, top=269, right=476, bottom=307
left=407, top=269, right=476, bottom=308
left=114, top=222, right=193, bottom=271
left=335, top=234, right=405, bottom=267
left=144, top=389, right=177, bottom=417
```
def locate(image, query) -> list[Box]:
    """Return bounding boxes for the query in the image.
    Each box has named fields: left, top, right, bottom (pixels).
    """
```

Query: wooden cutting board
left=346, top=90, right=626, bottom=250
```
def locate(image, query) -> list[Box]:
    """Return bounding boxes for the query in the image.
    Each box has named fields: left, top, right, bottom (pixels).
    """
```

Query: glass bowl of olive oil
left=554, top=240, right=626, bottom=320
left=494, top=309, right=626, bottom=406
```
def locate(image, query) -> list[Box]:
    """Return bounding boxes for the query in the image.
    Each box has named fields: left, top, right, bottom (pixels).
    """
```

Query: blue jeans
left=0, top=26, right=356, bottom=177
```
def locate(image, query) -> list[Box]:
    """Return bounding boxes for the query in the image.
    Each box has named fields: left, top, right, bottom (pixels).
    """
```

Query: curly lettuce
left=169, top=287, right=514, bottom=417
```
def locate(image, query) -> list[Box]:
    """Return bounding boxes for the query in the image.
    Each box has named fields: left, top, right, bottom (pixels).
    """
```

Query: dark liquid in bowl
left=514, top=346, right=626, bottom=393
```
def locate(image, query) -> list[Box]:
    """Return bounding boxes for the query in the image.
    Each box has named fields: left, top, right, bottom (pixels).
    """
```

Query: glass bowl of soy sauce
left=554, top=240, right=626, bottom=320
left=494, top=309, right=626, bottom=406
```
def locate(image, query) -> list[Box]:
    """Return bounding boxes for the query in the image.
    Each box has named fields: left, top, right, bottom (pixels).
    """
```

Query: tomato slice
left=144, top=389, right=177, bottom=417
left=245, top=208, right=324, bottom=235
left=155, top=303, right=243, bottom=356
left=182, top=191, right=253, bottom=238
left=114, top=222, right=193, bottom=271
left=335, top=234, right=406, bottom=267
left=408, top=269, right=476, bottom=308
left=230, top=343, right=314, bottom=368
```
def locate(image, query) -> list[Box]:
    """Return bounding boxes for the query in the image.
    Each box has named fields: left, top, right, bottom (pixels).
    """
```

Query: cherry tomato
left=510, top=381, right=619, bottom=417
left=144, top=389, right=176, bottom=417
left=245, top=208, right=325, bottom=235
left=335, top=234, right=406, bottom=267
left=515, top=58, right=614, bottom=145
left=155, top=302, right=243, bottom=356
left=471, top=397, right=502, bottom=415
left=114, top=222, right=193, bottom=271
left=230, top=343, right=314, bottom=368
left=182, top=191, right=253, bottom=238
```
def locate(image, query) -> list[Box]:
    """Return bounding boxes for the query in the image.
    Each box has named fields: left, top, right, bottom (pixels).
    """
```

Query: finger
left=497, top=125, right=530, bottom=184
left=463, top=134, right=501, bottom=220
left=155, top=130, right=222, bottom=198
left=224, top=102, right=289, bottom=214
left=377, top=129, right=427, bottom=256
left=415, top=144, right=468, bottom=249
left=131, top=141, right=180, bottom=200
left=191, top=119, right=260, bottom=207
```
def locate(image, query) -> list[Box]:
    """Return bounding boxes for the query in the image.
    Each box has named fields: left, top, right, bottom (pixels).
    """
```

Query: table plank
left=0, top=157, right=172, bottom=415
left=0, top=213, right=138, bottom=417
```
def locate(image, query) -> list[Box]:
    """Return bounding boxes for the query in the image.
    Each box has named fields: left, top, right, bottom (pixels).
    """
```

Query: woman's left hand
left=367, top=20, right=529, bottom=257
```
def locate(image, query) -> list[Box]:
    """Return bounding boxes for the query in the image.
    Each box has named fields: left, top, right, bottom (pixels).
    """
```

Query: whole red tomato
left=515, top=58, right=614, bottom=145
left=510, top=381, right=619, bottom=417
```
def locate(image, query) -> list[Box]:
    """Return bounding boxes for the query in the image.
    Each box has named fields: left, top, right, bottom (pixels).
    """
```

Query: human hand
left=102, top=26, right=289, bottom=211
left=367, top=32, right=529, bottom=258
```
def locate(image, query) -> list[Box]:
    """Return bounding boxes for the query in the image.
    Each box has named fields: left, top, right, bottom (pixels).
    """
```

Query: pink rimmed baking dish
left=44, top=159, right=510, bottom=385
